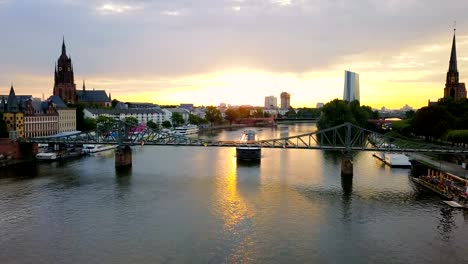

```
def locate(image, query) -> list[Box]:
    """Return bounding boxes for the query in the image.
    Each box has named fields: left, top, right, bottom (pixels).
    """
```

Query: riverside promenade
left=409, top=153, right=468, bottom=179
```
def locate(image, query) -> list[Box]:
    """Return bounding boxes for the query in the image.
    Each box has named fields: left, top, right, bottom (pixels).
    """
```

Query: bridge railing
left=22, top=121, right=468, bottom=153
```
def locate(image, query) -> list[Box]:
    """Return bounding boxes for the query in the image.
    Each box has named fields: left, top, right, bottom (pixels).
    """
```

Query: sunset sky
left=1, top=0, right=468, bottom=109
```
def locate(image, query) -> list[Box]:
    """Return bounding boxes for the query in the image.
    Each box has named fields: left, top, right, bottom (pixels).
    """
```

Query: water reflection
left=341, top=175, right=353, bottom=223
left=236, top=159, right=261, bottom=167
left=0, top=161, right=39, bottom=179
left=212, top=154, right=257, bottom=262
left=437, top=207, right=456, bottom=241
left=115, top=168, right=132, bottom=200
left=115, top=166, right=132, bottom=177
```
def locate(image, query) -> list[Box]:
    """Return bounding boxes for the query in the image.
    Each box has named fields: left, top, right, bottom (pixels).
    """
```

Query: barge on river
left=236, top=130, right=261, bottom=160
left=412, top=168, right=468, bottom=209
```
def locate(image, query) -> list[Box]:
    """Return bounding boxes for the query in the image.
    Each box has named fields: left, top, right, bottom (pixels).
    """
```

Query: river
left=0, top=123, right=467, bottom=263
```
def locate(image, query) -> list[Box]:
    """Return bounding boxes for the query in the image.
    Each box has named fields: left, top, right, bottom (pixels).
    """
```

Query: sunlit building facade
left=264, top=96, right=277, bottom=109
left=280, top=92, right=290, bottom=110
left=344, top=70, right=360, bottom=102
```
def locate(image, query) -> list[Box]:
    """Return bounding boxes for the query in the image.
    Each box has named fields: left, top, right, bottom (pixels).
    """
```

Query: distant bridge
left=275, top=117, right=318, bottom=123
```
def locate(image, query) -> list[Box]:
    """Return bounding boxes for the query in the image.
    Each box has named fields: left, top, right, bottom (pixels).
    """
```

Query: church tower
left=53, top=37, right=76, bottom=104
left=444, top=29, right=467, bottom=100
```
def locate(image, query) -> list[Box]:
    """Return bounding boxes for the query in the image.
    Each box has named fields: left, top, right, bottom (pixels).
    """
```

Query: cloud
left=96, top=1, right=143, bottom=14
left=2, top=0, right=468, bottom=108
left=161, top=10, right=181, bottom=16
left=271, top=0, right=292, bottom=6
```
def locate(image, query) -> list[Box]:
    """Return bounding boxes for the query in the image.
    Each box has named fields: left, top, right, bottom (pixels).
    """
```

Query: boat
left=236, top=130, right=261, bottom=160
left=82, top=144, right=117, bottom=154
left=372, top=152, right=411, bottom=168
left=173, top=125, right=199, bottom=136
left=412, top=168, right=468, bottom=209
left=36, top=148, right=82, bottom=161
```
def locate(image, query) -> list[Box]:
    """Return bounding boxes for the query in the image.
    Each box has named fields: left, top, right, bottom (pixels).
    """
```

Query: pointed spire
left=7, top=84, right=19, bottom=112
left=61, top=36, right=67, bottom=56
left=83, top=80, right=86, bottom=91
left=449, top=27, right=458, bottom=72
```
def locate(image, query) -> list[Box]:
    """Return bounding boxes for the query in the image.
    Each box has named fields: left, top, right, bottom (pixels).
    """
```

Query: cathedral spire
left=7, top=84, right=19, bottom=112
left=62, top=36, right=67, bottom=56
left=449, top=28, right=458, bottom=73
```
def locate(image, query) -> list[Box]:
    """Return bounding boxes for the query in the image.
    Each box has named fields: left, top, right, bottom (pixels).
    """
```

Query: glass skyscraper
left=343, top=70, right=360, bottom=102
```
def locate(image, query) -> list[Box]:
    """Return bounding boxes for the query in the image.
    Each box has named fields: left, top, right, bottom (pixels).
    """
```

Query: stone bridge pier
left=115, top=145, right=132, bottom=168
left=341, top=152, right=353, bottom=176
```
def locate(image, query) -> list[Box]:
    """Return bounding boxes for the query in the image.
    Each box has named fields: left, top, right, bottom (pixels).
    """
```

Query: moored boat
left=174, top=125, right=199, bottom=136
left=82, top=144, right=117, bottom=154
left=236, top=130, right=261, bottom=160
left=372, top=152, right=411, bottom=168
left=36, top=148, right=82, bottom=161
left=412, top=168, right=468, bottom=208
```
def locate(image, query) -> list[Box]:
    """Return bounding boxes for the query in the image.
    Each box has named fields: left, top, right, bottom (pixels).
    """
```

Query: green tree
left=392, top=120, right=413, bottom=137
left=296, top=108, right=321, bottom=118
left=162, top=120, right=172, bottom=128
left=405, top=110, right=415, bottom=119
left=285, top=106, right=297, bottom=118
left=96, top=116, right=114, bottom=135
left=348, top=100, right=369, bottom=126
left=146, top=120, right=159, bottom=130
left=111, top=99, right=120, bottom=108
left=75, top=103, right=85, bottom=131
left=124, top=116, right=139, bottom=126
left=253, top=107, right=264, bottom=118
left=414, top=105, right=455, bottom=141
left=205, top=106, right=222, bottom=126
left=224, top=108, right=239, bottom=125
left=171, top=113, right=185, bottom=127
left=317, top=99, right=356, bottom=130
left=0, top=112, right=8, bottom=138
left=188, top=114, right=207, bottom=125
left=82, top=117, right=97, bottom=131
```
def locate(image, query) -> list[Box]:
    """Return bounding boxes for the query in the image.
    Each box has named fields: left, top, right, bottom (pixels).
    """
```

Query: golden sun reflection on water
left=213, top=148, right=256, bottom=262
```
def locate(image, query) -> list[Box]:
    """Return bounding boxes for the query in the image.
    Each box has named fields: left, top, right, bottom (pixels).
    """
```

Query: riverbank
left=0, top=158, right=32, bottom=168
left=409, top=153, right=467, bottom=179
left=199, top=123, right=274, bottom=132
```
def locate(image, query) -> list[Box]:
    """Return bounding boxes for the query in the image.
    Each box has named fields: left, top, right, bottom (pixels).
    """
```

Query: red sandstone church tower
left=444, top=29, right=467, bottom=100
left=53, top=38, right=76, bottom=104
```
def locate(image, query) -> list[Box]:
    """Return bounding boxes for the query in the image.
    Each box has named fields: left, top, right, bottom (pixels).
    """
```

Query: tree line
left=392, top=98, right=468, bottom=143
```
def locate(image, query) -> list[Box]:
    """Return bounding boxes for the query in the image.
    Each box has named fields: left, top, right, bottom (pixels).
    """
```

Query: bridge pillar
left=115, top=145, right=132, bottom=168
left=341, top=153, right=353, bottom=176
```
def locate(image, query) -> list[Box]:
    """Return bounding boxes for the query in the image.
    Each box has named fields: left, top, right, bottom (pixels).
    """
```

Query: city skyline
left=1, top=1, right=468, bottom=108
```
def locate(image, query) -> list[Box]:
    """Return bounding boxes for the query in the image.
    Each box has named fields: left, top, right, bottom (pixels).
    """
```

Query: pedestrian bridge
left=23, top=122, right=468, bottom=154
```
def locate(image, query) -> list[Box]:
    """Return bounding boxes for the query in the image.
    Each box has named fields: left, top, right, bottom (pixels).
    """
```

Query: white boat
left=36, top=152, right=59, bottom=160
left=373, top=152, right=411, bottom=168
left=173, top=125, right=199, bottom=136
left=82, top=144, right=117, bottom=154
left=36, top=149, right=82, bottom=161
left=384, top=153, right=411, bottom=167
left=236, top=130, right=261, bottom=160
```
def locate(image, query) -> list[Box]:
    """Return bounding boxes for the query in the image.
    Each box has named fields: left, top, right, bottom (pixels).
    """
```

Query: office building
left=343, top=70, right=360, bottom=102
left=280, top=92, right=290, bottom=109
left=264, top=96, right=277, bottom=109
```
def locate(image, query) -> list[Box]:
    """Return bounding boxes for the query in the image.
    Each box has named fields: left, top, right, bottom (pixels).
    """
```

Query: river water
left=0, top=123, right=467, bottom=263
